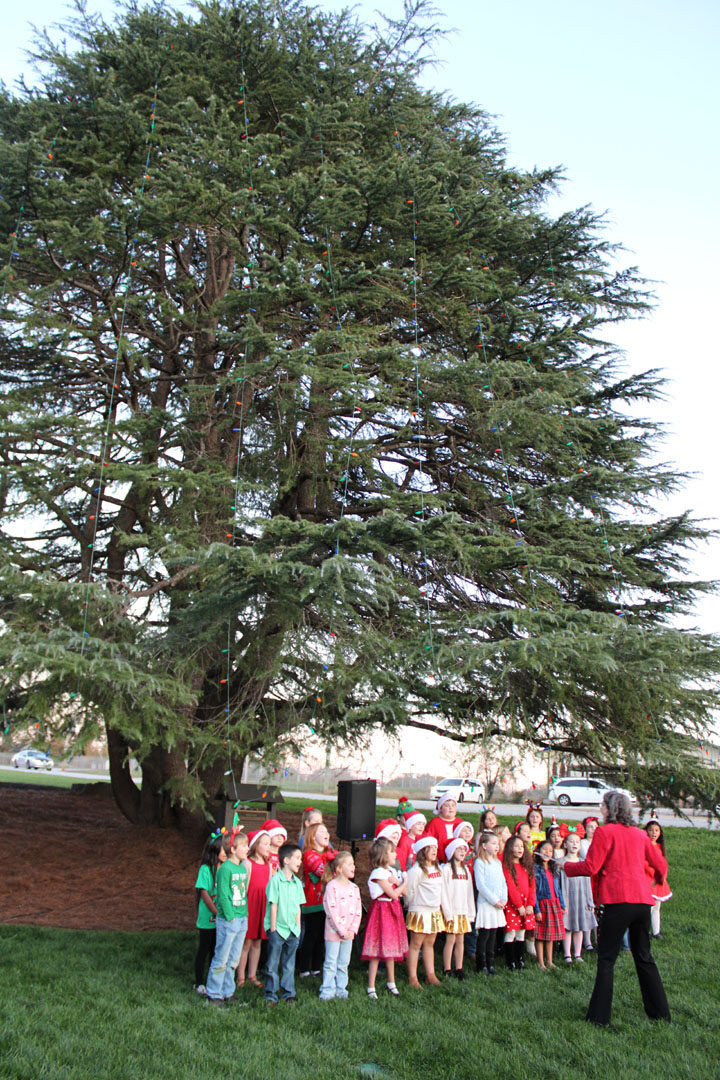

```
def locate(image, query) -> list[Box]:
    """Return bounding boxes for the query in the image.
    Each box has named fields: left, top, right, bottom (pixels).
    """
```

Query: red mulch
left=0, top=785, right=369, bottom=932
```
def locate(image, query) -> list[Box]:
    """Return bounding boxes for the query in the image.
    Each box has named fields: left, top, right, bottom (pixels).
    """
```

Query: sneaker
left=204, top=997, right=225, bottom=1008
left=225, top=996, right=249, bottom=1006
left=310, top=970, right=322, bottom=976
left=283, top=996, right=296, bottom=1005
left=194, top=984, right=207, bottom=996
left=299, top=971, right=311, bottom=978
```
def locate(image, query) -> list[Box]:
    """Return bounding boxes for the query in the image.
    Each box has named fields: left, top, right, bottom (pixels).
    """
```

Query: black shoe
left=487, top=965, right=496, bottom=976
left=443, top=970, right=453, bottom=978
left=514, top=942, right=526, bottom=970
left=454, top=969, right=465, bottom=981
left=504, top=943, right=517, bottom=971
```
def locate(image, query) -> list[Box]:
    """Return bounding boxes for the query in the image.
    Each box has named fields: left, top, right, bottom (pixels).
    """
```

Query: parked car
left=11, top=748, right=54, bottom=771
left=429, top=777, right=485, bottom=804
left=547, top=776, right=636, bottom=807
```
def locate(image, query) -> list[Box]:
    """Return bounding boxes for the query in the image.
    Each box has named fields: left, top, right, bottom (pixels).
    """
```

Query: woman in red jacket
left=564, top=791, right=670, bottom=1026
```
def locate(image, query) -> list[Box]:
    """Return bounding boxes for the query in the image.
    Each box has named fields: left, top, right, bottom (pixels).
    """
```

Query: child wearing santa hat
left=375, top=818, right=403, bottom=846
left=423, top=793, right=465, bottom=862
left=405, top=836, right=445, bottom=987
left=237, top=828, right=274, bottom=989
left=262, top=819, right=288, bottom=872
left=440, top=839, right=475, bottom=979
left=396, top=806, right=427, bottom=872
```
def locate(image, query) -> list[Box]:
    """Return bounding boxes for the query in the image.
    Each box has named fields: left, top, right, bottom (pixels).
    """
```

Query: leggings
left=475, top=928, right=497, bottom=969
left=297, top=910, right=325, bottom=974
left=194, top=927, right=216, bottom=985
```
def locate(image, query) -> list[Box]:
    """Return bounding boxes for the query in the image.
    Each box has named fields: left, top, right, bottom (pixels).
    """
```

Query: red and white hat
left=412, top=835, right=438, bottom=855
left=445, top=838, right=469, bottom=862
left=453, top=820, right=473, bottom=841
left=246, top=828, right=270, bottom=851
left=375, top=818, right=402, bottom=842
left=401, top=809, right=426, bottom=832
left=434, top=791, right=458, bottom=814
left=262, top=819, right=287, bottom=842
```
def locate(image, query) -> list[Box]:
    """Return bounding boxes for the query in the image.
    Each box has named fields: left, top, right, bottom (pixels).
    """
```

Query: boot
left=515, top=941, right=526, bottom=970
left=504, top=943, right=517, bottom=971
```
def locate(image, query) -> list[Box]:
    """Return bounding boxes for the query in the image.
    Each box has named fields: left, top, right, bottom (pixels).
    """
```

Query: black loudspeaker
left=336, top=780, right=377, bottom=841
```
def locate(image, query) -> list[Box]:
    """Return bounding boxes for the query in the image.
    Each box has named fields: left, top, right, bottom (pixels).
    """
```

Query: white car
left=547, top=776, right=636, bottom=807
left=11, top=748, right=54, bottom=771
left=429, top=777, right=485, bottom=804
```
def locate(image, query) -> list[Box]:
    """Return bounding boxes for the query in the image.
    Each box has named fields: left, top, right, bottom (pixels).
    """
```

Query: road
left=282, top=790, right=718, bottom=829
left=3, top=769, right=715, bottom=828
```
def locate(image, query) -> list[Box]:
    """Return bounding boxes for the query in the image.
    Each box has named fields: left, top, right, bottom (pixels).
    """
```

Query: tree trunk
left=107, top=725, right=141, bottom=824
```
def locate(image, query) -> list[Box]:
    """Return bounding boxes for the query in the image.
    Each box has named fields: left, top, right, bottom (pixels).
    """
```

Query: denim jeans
left=319, top=938, right=353, bottom=999
left=206, top=916, right=248, bottom=1001
left=265, top=929, right=300, bottom=1002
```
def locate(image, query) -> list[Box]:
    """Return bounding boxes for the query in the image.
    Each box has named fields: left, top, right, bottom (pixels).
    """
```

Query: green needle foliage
left=0, top=0, right=718, bottom=826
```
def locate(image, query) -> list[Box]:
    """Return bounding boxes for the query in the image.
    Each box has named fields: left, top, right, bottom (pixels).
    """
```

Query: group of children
left=193, top=798, right=671, bottom=1004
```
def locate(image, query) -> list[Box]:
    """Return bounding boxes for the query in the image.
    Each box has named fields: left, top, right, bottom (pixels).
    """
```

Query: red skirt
left=536, top=898, right=565, bottom=941
left=504, top=903, right=536, bottom=933
left=361, top=899, right=409, bottom=961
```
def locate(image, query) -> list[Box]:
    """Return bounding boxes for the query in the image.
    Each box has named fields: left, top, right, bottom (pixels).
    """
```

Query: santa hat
left=648, top=808, right=660, bottom=822
left=412, top=835, right=438, bottom=855
left=246, top=828, right=270, bottom=851
left=375, top=818, right=402, bottom=842
left=262, top=819, right=287, bottom=842
left=444, top=838, right=468, bottom=862
left=434, top=791, right=458, bottom=814
left=401, top=809, right=426, bottom=833
left=453, top=820, right=473, bottom=841
left=547, top=816, right=561, bottom=833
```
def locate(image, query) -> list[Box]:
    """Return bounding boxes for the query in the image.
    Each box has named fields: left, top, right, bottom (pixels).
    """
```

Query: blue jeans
left=265, top=929, right=300, bottom=1002
left=206, top=916, right=248, bottom=1001
left=319, top=938, right=353, bottom=999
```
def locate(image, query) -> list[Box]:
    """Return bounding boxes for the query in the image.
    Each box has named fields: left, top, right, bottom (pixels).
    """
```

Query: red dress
left=502, top=863, right=536, bottom=932
left=246, top=859, right=271, bottom=939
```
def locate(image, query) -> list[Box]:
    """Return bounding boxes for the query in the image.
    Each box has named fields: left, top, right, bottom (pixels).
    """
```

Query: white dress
left=473, top=856, right=507, bottom=929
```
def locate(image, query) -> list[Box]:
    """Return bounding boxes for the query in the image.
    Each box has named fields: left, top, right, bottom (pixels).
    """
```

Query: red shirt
left=564, top=823, right=667, bottom=905
left=503, top=863, right=536, bottom=909
left=424, top=816, right=466, bottom=862
left=395, top=831, right=413, bottom=872
left=302, top=848, right=334, bottom=908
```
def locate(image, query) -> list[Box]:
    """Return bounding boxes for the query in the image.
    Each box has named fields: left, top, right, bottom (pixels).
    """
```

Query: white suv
left=547, top=777, right=636, bottom=807
left=429, top=777, right=485, bottom=804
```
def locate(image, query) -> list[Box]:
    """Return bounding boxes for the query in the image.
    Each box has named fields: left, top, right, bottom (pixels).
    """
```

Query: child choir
left=193, top=798, right=671, bottom=1004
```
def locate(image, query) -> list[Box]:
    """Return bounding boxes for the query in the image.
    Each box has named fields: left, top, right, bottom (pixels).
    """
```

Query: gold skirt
left=406, top=909, right=446, bottom=934
left=444, top=914, right=471, bottom=935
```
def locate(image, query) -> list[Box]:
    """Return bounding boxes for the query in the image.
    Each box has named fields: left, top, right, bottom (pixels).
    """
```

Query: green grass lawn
left=2, top=827, right=720, bottom=1080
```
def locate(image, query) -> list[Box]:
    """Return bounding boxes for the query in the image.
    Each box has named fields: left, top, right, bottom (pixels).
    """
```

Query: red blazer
left=564, top=823, right=667, bottom=905
left=503, top=863, right=536, bottom=910
left=424, top=816, right=466, bottom=862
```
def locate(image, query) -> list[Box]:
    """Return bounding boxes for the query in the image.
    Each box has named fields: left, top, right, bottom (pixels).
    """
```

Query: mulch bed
left=0, top=785, right=369, bottom=932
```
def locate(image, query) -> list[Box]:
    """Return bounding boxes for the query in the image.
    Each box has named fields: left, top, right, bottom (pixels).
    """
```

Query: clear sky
left=2, top=0, right=719, bottom=633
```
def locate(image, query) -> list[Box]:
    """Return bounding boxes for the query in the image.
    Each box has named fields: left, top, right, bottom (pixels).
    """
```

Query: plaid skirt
left=536, top=898, right=565, bottom=941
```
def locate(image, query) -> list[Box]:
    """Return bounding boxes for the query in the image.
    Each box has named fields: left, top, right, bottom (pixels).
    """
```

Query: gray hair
left=602, top=790, right=635, bottom=826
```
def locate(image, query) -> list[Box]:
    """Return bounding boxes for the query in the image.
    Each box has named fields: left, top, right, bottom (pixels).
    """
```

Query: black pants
left=586, top=903, right=670, bottom=1025
left=475, top=928, right=497, bottom=970
left=297, top=910, right=325, bottom=974
left=194, top=927, right=216, bottom=986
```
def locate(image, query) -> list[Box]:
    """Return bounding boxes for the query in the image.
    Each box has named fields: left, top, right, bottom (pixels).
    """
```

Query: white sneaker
left=299, top=971, right=311, bottom=978
left=194, top=984, right=207, bottom=996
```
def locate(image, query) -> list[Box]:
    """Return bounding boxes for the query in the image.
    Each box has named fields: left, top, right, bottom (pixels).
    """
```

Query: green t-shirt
left=195, top=864, right=218, bottom=929
left=264, top=871, right=305, bottom=939
left=216, top=859, right=248, bottom=922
